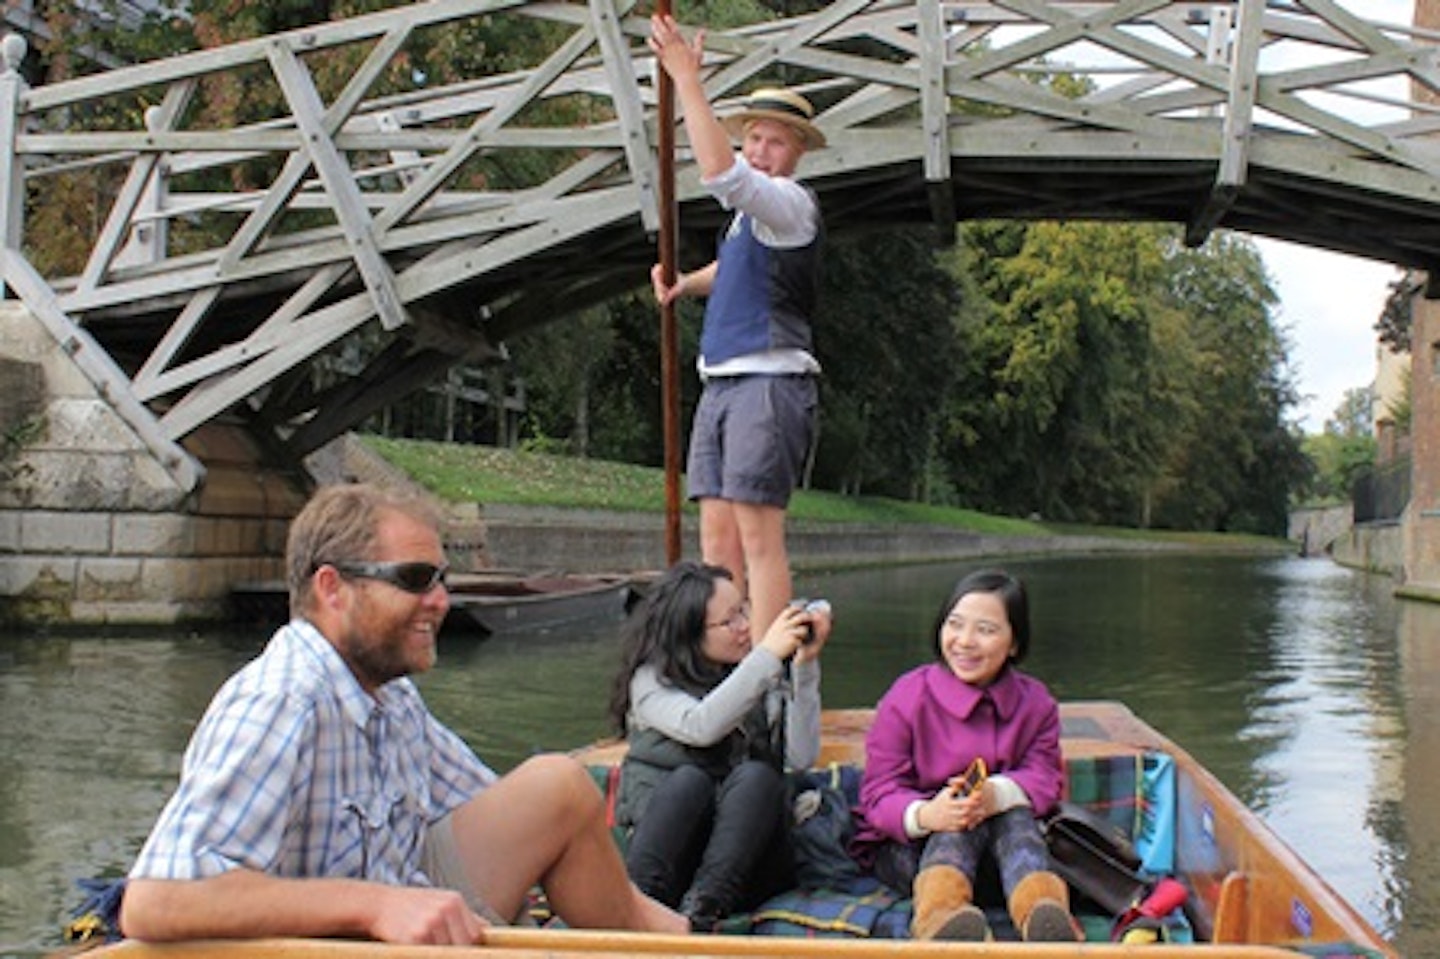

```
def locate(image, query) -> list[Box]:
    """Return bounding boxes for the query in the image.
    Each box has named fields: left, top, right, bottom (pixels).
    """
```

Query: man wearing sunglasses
left=120, top=483, right=687, bottom=945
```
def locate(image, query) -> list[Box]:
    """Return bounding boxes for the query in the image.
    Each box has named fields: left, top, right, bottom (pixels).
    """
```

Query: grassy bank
left=364, top=435, right=1291, bottom=551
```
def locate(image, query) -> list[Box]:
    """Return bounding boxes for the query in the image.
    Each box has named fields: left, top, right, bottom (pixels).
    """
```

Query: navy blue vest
left=701, top=208, right=822, bottom=365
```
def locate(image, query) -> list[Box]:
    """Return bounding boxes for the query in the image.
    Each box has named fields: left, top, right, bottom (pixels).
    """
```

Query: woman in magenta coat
left=851, top=569, right=1079, bottom=942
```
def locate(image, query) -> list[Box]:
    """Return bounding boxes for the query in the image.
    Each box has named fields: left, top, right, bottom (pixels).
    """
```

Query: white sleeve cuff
left=985, top=774, right=1031, bottom=813
left=903, top=800, right=931, bottom=839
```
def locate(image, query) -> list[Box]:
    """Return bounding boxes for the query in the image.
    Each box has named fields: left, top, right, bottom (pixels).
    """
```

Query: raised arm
left=648, top=15, right=734, bottom=181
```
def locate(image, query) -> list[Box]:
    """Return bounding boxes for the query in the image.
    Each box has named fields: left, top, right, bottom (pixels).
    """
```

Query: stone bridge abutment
left=1, top=302, right=302, bottom=623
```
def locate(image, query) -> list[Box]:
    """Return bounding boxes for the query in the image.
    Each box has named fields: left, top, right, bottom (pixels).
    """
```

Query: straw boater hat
left=719, top=87, right=827, bottom=150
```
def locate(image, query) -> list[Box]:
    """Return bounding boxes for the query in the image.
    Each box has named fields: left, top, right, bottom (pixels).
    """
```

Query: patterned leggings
left=873, top=807, right=1052, bottom=900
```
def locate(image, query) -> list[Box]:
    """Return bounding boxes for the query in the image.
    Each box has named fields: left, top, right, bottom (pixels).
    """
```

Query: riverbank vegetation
left=364, top=435, right=1291, bottom=552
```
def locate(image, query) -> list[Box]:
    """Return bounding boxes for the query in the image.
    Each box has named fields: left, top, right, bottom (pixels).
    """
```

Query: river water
left=0, top=552, right=1433, bottom=956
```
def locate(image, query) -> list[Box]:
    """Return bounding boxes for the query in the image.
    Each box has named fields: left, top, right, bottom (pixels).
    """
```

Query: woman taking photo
left=607, top=562, right=832, bottom=931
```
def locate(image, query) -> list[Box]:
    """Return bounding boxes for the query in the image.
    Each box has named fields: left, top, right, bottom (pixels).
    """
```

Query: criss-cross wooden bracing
left=2, top=1, right=1437, bottom=492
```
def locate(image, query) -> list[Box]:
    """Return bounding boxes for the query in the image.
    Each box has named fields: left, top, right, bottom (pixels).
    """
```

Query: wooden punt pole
left=656, top=0, right=682, bottom=565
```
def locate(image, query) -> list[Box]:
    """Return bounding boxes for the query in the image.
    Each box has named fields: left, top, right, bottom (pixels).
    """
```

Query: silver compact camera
left=789, top=597, right=830, bottom=644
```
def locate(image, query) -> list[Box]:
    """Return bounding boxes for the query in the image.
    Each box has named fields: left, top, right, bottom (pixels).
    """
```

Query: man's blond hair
left=285, top=483, right=441, bottom=618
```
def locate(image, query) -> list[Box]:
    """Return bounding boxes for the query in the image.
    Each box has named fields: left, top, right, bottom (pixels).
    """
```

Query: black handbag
left=1042, top=801, right=1149, bottom=916
left=787, top=766, right=864, bottom=891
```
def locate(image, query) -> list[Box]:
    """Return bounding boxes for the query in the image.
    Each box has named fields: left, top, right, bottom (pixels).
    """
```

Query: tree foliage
left=1302, top=388, right=1379, bottom=503
left=638, top=215, right=1307, bottom=535
left=1153, top=234, right=1307, bottom=532
left=1376, top=271, right=1420, bottom=355
left=807, top=228, right=961, bottom=498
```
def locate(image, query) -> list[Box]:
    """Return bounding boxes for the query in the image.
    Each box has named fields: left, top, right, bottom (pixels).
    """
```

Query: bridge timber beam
left=1, top=1, right=1438, bottom=492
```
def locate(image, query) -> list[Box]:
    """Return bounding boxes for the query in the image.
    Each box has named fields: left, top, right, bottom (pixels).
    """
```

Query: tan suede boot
left=1008, top=870, right=1083, bottom=942
left=910, top=865, right=991, bottom=941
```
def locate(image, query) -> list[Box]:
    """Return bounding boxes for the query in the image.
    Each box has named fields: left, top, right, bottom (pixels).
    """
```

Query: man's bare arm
left=121, top=871, right=488, bottom=945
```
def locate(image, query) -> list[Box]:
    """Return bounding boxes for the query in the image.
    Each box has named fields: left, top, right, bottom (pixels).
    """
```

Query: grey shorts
left=686, top=374, right=818, bottom=508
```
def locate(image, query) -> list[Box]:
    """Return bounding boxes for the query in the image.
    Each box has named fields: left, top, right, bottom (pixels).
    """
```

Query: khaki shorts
left=421, top=813, right=533, bottom=926
left=686, top=374, right=818, bottom=507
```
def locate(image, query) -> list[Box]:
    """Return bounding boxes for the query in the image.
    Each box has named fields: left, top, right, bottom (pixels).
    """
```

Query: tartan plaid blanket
left=584, top=751, right=1184, bottom=940
left=1063, top=751, right=1177, bottom=874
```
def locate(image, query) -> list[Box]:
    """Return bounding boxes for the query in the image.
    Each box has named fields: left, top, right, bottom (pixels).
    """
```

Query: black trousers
left=624, top=760, right=794, bottom=913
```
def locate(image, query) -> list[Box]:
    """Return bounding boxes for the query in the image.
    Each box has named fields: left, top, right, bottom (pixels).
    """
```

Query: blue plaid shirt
left=130, top=619, right=496, bottom=884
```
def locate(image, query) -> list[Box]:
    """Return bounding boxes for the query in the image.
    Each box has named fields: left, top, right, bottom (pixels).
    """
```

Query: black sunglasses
left=330, top=561, right=449, bottom=594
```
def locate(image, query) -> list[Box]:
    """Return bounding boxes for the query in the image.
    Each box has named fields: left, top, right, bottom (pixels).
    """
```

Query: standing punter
left=648, top=13, right=827, bottom=637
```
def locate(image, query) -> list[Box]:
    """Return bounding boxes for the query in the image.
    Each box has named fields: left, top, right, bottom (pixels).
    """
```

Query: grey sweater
left=615, top=649, right=822, bottom=825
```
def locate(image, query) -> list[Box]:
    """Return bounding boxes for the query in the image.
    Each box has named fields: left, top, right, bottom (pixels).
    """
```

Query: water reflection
left=0, top=553, right=1430, bottom=955
left=0, top=630, right=258, bottom=956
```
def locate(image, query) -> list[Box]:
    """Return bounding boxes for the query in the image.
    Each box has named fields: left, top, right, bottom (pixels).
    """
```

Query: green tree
left=1152, top=233, right=1305, bottom=533
left=808, top=228, right=962, bottom=498
left=506, top=295, right=682, bottom=465
left=932, top=224, right=1303, bottom=533
left=507, top=307, right=618, bottom=457
left=1302, top=387, right=1378, bottom=503
left=940, top=220, right=1177, bottom=524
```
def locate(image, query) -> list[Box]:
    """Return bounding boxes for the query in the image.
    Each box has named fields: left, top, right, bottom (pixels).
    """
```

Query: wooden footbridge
left=4, top=0, right=1439, bottom=493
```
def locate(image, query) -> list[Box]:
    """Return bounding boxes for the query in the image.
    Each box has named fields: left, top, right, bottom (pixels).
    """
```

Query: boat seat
left=580, top=749, right=1190, bottom=942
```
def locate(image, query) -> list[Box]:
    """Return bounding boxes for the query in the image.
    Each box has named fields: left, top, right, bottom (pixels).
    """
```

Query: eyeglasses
left=706, top=601, right=751, bottom=633
left=330, top=561, right=449, bottom=594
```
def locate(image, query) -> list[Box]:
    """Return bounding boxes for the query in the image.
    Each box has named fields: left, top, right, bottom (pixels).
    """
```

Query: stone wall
left=1405, top=295, right=1440, bottom=589
left=1288, top=504, right=1353, bottom=557
left=0, top=302, right=305, bottom=625
left=481, top=504, right=1194, bottom=576
left=1332, top=521, right=1405, bottom=579
left=1407, top=0, right=1440, bottom=593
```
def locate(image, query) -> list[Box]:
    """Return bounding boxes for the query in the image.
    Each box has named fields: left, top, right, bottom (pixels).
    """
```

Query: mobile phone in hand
left=948, top=757, right=988, bottom=797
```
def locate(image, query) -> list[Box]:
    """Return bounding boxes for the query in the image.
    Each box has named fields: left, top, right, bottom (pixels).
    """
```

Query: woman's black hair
left=607, top=561, right=735, bottom=734
left=931, top=568, right=1031, bottom=663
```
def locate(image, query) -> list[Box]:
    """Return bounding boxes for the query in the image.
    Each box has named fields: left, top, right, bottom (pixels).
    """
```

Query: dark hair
left=607, top=561, right=734, bottom=734
left=931, top=569, right=1031, bottom=664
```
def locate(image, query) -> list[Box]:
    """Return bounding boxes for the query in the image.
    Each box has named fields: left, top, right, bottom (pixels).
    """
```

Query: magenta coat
left=851, top=662, right=1064, bottom=863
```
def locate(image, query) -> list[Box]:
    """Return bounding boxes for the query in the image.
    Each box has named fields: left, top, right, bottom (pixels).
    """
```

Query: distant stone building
left=1375, top=331, right=1411, bottom=466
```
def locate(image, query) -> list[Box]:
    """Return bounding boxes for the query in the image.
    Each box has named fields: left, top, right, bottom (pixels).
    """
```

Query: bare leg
left=699, top=498, right=745, bottom=595
left=733, top=502, right=791, bottom=636
left=450, top=754, right=687, bottom=933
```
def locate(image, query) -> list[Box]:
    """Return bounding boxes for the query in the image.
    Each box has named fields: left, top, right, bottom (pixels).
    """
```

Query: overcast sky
left=1259, top=240, right=1401, bottom=435
left=1255, top=1, right=1414, bottom=433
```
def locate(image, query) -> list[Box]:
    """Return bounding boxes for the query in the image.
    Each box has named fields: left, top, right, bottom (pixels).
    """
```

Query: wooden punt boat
left=80, top=702, right=1397, bottom=958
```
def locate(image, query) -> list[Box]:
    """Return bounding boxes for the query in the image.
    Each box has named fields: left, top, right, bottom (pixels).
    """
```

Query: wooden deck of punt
left=83, top=703, right=1397, bottom=959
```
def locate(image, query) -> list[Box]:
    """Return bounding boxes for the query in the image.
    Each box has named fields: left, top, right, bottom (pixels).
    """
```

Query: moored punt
left=230, top=571, right=641, bottom=637
left=82, top=703, right=1397, bottom=958
left=443, top=571, right=638, bottom=636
